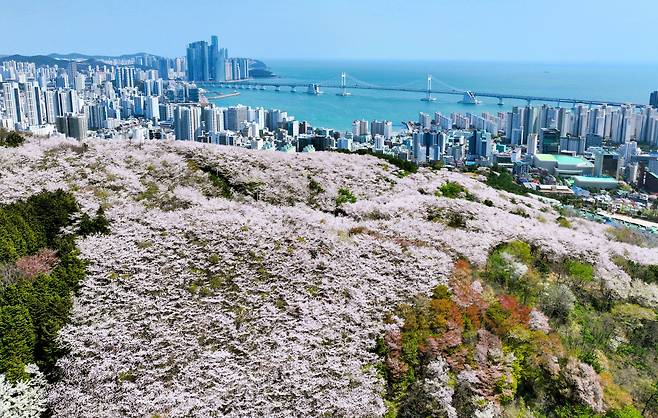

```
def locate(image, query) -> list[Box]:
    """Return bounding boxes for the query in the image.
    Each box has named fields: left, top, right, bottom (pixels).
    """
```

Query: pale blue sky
left=2, top=0, right=658, bottom=62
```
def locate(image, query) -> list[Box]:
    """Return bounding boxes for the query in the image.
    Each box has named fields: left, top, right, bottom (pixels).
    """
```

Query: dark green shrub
left=336, top=188, right=357, bottom=206
left=78, top=207, right=111, bottom=236
left=0, top=130, right=26, bottom=147
left=438, top=181, right=465, bottom=199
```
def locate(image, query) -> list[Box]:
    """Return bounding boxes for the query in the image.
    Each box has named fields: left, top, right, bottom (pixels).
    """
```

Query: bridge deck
left=199, top=81, right=643, bottom=107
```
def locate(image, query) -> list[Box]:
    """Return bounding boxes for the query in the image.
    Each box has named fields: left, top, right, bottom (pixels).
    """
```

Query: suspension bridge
left=199, top=72, right=645, bottom=108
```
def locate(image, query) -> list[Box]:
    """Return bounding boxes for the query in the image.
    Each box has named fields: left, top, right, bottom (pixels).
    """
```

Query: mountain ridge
left=0, top=137, right=656, bottom=417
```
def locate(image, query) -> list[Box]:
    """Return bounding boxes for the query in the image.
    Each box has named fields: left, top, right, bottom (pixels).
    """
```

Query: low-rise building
left=572, top=176, right=619, bottom=190
left=533, top=153, right=594, bottom=176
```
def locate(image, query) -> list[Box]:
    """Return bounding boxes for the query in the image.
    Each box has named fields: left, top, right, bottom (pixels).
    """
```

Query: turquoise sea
left=208, top=60, right=658, bottom=131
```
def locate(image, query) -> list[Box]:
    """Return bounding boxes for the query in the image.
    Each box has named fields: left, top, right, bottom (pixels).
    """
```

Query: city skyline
left=3, top=0, right=658, bottom=62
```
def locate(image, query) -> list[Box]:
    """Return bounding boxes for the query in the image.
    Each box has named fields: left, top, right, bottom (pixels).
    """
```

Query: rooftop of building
left=534, top=153, right=594, bottom=167
left=572, top=176, right=619, bottom=184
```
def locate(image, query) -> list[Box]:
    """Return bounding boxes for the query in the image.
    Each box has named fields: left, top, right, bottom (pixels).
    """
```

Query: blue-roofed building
left=572, top=176, right=619, bottom=190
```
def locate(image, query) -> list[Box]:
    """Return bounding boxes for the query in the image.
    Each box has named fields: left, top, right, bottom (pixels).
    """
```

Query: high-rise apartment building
left=22, top=81, right=40, bottom=126
left=226, top=105, right=249, bottom=131
left=174, top=106, right=201, bottom=140
left=187, top=40, right=209, bottom=82
left=56, top=113, right=88, bottom=140
left=2, top=82, right=21, bottom=124
left=650, top=91, right=658, bottom=108
left=371, top=120, right=393, bottom=139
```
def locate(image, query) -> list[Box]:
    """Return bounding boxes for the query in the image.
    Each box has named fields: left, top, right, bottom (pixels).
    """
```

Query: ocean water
left=208, top=60, right=658, bottom=131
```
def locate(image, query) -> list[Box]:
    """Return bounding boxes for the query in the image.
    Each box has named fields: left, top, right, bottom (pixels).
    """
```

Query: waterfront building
left=352, top=119, right=369, bottom=137
left=434, top=112, right=451, bottom=130
left=371, top=120, right=393, bottom=139
left=187, top=40, right=209, bottom=82
left=419, top=112, right=432, bottom=129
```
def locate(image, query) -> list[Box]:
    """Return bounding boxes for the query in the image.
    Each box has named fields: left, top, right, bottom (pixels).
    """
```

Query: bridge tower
left=420, top=74, right=437, bottom=102
left=336, top=72, right=352, bottom=96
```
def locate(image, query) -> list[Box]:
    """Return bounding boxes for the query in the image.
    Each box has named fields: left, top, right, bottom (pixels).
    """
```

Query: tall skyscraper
left=209, top=36, right=219, bottom=81
left=468, top=130, right=492, bottom=159
left=158, top=58, right=171, bottom=80
left=2, top=82, right=21, bottom=124
left=67, top=60, right=78, bottom=82
left=174, top=106, right=201, bottom=140
left=115, top=67, right=135, bottom=89
left=523, top=106, right=539, bottom=143
left=226, top=105, right=249, bottom=131
left=56, top=114, right=88, bottom=140
left=218, top=48, right=228, bottom=81
left=43, top=90, right=56, bottom=124
left=371, top=120, right=393, bottom=139
left=145, top=96, right=159, bottom=121
left=651, top=91, right=658, bottom=108
left=187, top=36, right=229, bottom=82
left=55, top=72, right=69, bottom=89
left=527, top=133, right=538, bottom=156
left=22, top=81, right=39, bottom=126
left=187, top=40, right=210, bottom=82
left=202, top=106, right=224, bottom=133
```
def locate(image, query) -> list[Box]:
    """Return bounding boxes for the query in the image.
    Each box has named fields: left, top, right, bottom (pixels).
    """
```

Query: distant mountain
left=2, top=53, right=272, bottom=74
left=0, top=53, right=158, bottom=69
left=1, top=54, right=73, bottom=67
left=47, top=52, right=167, bottom=62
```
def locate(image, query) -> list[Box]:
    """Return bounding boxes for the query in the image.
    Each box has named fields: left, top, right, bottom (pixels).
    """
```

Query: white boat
left=459, top=91, right=481, bottom=104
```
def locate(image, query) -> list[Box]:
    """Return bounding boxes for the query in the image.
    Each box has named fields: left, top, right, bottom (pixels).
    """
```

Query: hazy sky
left=3, top=0, right=658, bottom=62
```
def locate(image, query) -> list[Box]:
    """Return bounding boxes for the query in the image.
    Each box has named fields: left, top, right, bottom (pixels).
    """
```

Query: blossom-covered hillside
left=1, top=138, right=657, bottom=417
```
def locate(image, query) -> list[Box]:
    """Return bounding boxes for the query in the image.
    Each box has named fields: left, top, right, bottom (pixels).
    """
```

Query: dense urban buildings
left=3, top=40, right=658, bottom=202
left=186, top=35, right=248, bottom=82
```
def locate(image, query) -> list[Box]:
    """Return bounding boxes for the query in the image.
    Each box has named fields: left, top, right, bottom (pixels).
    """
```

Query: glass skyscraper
left=186, top=35, right=227, bottom=82
left=186, top=40, right=209, bottom=82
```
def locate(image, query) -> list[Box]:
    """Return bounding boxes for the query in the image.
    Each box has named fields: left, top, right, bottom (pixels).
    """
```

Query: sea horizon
left=209, top=59, right=658, bottom=131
